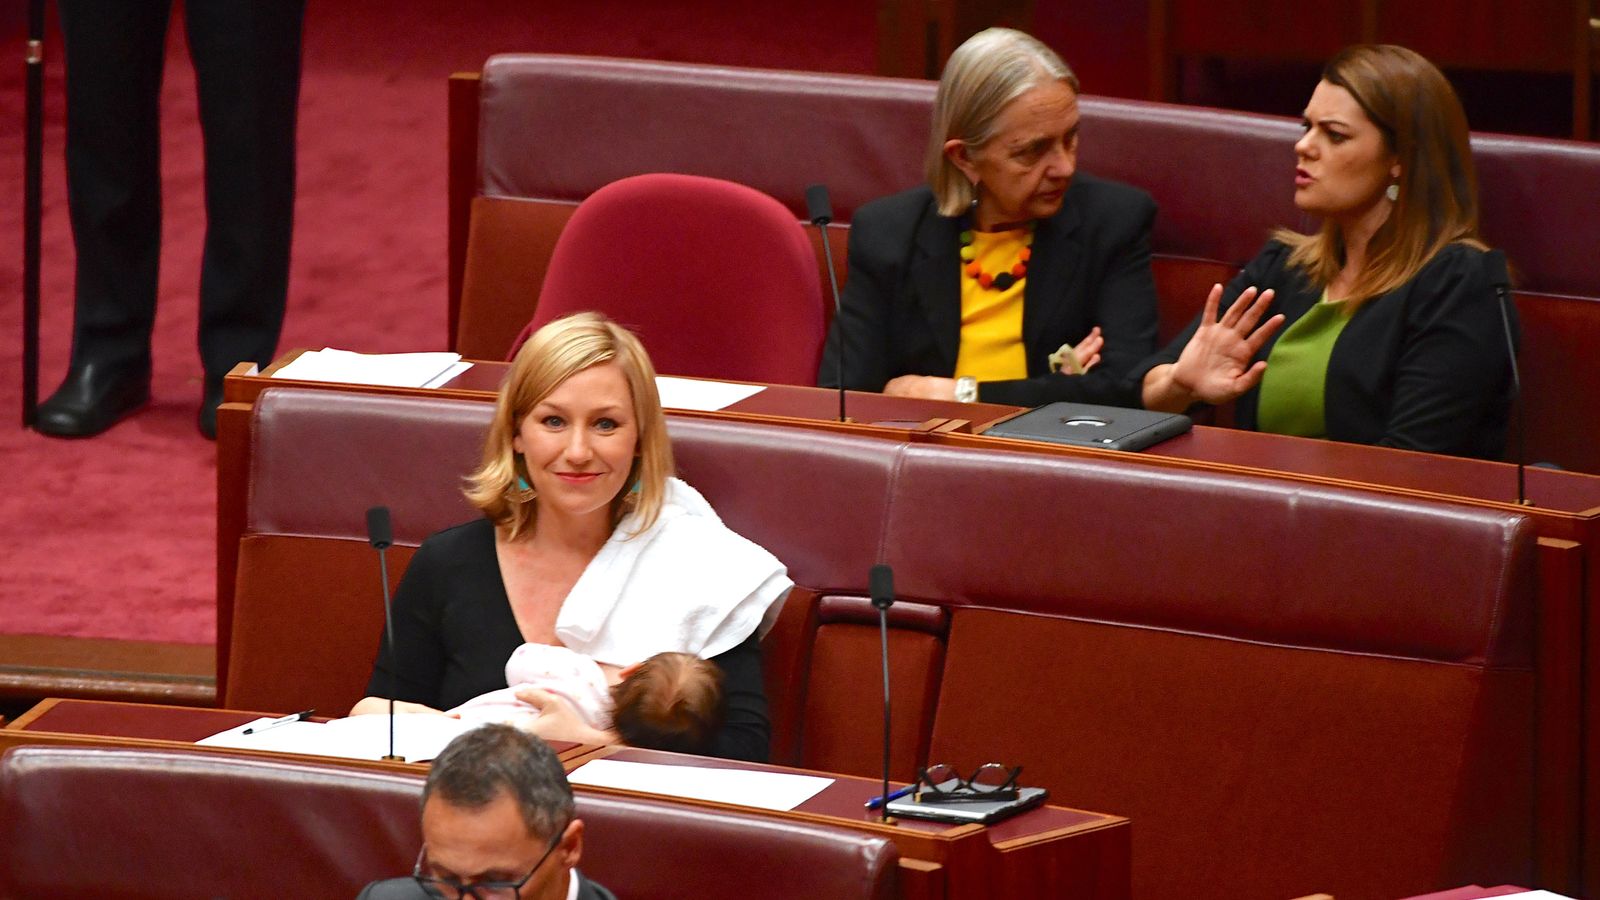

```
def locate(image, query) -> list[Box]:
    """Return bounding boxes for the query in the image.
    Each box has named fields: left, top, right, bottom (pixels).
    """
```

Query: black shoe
left=35, top=359, right=152, bottom=438
left=197, top=379, right=224, bottom=440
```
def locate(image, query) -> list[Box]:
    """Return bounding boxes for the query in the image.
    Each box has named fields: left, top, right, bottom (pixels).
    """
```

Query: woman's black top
left=365, top=518, right=771, bottom=763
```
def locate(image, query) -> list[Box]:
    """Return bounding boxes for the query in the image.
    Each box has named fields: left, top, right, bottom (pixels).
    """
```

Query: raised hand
left=1165, top=284, right=1284, bottom=406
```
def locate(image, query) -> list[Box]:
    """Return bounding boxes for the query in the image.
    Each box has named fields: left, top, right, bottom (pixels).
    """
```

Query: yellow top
left=953, top=227, right=1030, bottom=382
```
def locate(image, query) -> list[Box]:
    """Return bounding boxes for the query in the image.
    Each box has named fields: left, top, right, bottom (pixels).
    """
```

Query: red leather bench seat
left=228, top=391, right=912, bottom=758
left=884, top=443, right=1536, bottom=899
left=227, top=387, right=1541, bottom=899
left=477, top=55, right=930, bottom=223
left=664, top=416, right=908, bottom=768
left=457, top=55, right=933, bottom=361
left=469, top=54, right=1600, bottom=298
left=0, top=746, right=421, bottom=896
left=0, top=745, right=899, bottom=900
left=801, top=595, right=950, bottom=782
left=579, top=789, right=900, bottom=899
left=454, top=55, right=1600, bottom=473
left=226, top=391, right=490, bottom=714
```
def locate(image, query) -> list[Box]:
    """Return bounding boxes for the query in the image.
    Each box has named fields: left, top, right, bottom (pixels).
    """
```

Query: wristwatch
left=954, top=376, right=978, bottom=404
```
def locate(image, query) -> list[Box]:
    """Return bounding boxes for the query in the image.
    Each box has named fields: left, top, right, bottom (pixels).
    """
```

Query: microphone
left=366, top=506, right=403, bottom=761
left=869, top=564, right=895, bottom=822
left=806, top=183, right=848, bottom=423
left=1484, top=251, right=1528, bottom=506
left=366, top=505, right=392, bottom=550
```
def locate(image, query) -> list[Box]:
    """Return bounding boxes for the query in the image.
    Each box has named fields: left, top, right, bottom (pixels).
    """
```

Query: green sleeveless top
left=1255, top=290, right=1354, bottom=439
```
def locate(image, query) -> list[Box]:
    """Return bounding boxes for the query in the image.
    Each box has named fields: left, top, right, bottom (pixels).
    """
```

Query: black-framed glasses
left=915, top=763, right=1021, bottom=803
left=411, top=825, right=565, bottom=900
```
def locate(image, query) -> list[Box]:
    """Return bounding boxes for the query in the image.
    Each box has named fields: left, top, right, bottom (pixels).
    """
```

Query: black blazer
left=818, top=176, right=1158, bottom=407
left=1133, top=240, right=1516, bottom=460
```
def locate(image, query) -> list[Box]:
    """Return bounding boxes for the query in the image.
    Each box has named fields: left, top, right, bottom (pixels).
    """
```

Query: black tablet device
left=885, top=784, right=1050, bottom=825
left=982, top=401, right=1192, bottom=451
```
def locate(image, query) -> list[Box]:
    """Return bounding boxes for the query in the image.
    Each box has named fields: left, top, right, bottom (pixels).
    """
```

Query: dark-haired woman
left=1136, top=44, right=1515, bottom=459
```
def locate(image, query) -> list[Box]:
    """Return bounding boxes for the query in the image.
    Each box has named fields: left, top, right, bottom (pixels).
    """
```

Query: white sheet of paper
left=423, top=360, right=474, bottom=388
left=272, top=348, right=465, bottom=388
left=567, top=758, right=832, bottom=811
left=197, top=714, right=480, bottom=762
left=1500, top=892, right=1577, bottom=899
left=195, top=718, right=329, bottom=755
left=654, top=376, right=764, bottom=412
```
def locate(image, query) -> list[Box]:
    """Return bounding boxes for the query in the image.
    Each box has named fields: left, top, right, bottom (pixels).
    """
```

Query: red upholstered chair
left=508, top=173, right=826, bottom=385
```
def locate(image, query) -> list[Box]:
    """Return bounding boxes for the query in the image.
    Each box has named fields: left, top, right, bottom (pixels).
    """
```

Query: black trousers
left=58, top=0, right=304, bottom=382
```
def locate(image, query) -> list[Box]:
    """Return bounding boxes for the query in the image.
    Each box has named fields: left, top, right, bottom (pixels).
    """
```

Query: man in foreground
left=358, top=723, right=615, bottom=899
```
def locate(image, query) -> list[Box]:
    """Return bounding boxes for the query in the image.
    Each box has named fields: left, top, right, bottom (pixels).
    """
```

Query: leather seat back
left=578, top=789, right=899, bottom=899
left=886, top=441, right=1538, bottom=899
left=0, top=746, right=421, bottom=897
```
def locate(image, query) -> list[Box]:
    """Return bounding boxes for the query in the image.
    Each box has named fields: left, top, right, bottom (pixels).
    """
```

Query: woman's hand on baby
left=348, top=696, right=457, bottom=717
left=513, top=687, right=616, bottom=744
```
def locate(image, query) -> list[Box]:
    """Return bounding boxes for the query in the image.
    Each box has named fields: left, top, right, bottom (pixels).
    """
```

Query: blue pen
left=864, top=785, right=914, bottom=810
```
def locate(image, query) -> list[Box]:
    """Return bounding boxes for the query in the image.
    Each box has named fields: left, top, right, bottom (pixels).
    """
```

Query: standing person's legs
left=39, top=0, right=171, bottom=437
left=185, top=0, right=305, bottom=438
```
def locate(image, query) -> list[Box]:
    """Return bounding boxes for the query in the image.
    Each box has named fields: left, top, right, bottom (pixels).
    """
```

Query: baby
left=451, top=644, right=724, bottom=754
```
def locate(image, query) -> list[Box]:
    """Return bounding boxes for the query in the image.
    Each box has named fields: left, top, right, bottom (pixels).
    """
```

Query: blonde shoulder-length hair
left=1274, top=44, right=1487, bottom=306
left=925, top=27, right=1079, bottom=217
left=464, top=312, right=673, bottom=541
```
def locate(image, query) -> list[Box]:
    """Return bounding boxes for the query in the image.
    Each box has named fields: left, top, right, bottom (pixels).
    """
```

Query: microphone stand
left=22, top=0, right=45, bottom=427
left=805, top=184, right=847, bottom=423
left=869, top=565, right=895, bottom=823
left=367, top=506, right=403, bottom=761
left=819, top=225, right=845, bottom=423
left=1497, top=299, right=1527, bottom=506
left=1487, top=250, right=1529, bottom=506
left=377, top=540, right=399, bottom=761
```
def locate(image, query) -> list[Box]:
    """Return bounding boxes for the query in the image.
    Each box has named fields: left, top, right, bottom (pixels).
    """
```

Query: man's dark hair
left=421, top=724, right=574, bottom=839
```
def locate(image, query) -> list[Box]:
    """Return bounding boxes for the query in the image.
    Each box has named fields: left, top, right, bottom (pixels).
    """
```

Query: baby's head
left=609, top=652, right=724, bottom=754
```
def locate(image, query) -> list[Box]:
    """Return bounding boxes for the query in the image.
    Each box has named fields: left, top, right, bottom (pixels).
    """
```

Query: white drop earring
left=1385, top=182, right=1399, bottom=202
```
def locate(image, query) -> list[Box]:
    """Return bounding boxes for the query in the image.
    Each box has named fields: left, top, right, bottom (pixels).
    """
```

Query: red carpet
left=0, top=0, right=874, bottom=644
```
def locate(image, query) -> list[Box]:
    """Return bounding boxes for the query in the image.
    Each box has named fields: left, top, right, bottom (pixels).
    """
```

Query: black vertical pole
left=22, top=0, right=46, bottom=428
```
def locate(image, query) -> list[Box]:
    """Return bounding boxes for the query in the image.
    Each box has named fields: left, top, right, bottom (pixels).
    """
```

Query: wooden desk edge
left=2, top=701, right=600, bottom=770
left=5, top=696, right=63, bottom=730
left=228, top=355, right=1600, bottom=522
left=991, top=815, right=1131, bottom=851
left=547, top=778, right=998, bottom=860
left=226, top=365, right=964, bottom=442
left=0, top=728, right=431, bottom=776
left=567, top=743, right=1116, bottom=849
left=934, top=429, right=1600, bottom=521
left=3, top=724, right=1000, bottom=860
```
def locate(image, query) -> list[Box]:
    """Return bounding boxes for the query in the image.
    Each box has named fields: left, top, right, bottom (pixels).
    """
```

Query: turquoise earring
left=511, top=454, right=536, bottom=503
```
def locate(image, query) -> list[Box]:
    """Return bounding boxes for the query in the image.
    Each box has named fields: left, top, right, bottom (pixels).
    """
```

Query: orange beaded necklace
left=959, top=223, right=1034, bottom=291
